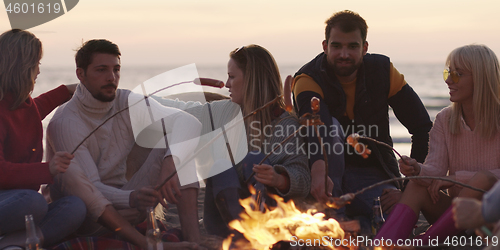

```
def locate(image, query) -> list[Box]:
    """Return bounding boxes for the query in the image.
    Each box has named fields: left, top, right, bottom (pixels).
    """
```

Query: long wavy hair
left=446, top=44, right=500, bottom=138
left=229, top=45, right=286, bottom=150
left=0, top=29, right=42, bottom=110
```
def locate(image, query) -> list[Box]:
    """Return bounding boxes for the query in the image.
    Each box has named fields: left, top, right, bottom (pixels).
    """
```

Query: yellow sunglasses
left=443, top=69, right=469, bottom=83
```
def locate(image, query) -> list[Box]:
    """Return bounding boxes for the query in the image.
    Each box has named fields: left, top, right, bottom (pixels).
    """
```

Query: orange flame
left=223, top=186, right=344, bottom=250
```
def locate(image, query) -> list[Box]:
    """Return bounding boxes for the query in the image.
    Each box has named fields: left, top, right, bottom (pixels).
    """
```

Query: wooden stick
left=357, top=135, right=403, bottom=159
left=328, top=175, right=487, bottom=209
left=155, top=95, right=284, bottom=191
left=244, top=125, right=306, bottom=184
left=70, top=79, right=227, bottom=155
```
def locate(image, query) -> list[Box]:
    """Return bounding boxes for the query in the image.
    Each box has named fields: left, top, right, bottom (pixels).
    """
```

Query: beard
left=94, top=92, right=116, bottom=102
left=330, top=58, right=363, bottom=77
left=93, top=84, right=117, bottom=102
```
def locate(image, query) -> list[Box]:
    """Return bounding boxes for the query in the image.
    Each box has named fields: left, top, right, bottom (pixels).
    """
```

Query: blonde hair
left=230, top=45, right=286, bottom=150
left=446, top=44, right=500, bottom=137
left=0, top=29, right=42, bottom=110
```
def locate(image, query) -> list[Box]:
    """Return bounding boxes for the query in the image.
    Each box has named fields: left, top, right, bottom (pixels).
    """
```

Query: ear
left=322, top=40, right=328, bottom=53
left=362, top=41, right=369, bottom=56
left=76, top=68, right=85, bottom=83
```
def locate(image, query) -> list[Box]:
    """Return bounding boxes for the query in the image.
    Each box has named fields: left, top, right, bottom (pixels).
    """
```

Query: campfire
left=222, top=186, right=345, bottom=250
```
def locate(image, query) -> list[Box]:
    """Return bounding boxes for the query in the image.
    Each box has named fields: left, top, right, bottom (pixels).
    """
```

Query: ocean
left=34, top=63, right=451, bottom=160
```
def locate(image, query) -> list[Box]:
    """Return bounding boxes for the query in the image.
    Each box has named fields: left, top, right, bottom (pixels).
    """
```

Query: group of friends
left=0, top=10, right=499, bottom=250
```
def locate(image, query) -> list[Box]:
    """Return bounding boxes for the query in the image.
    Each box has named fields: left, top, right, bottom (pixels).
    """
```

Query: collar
left=459, top=115, right=472, bottom=131
left=74, top=84, right=114, bottom=114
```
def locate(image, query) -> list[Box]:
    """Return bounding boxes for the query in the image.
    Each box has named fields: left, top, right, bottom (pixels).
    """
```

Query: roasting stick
left=70, top=78, right=224, bottom=154
left=327, top=175, right=486, bottom=209
left=155, top=76, right=297, bottom=190
left=154, top=94, right=286, bottom=191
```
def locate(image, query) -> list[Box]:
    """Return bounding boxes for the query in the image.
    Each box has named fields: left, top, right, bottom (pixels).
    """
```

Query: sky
left=1, top=0, right=500, bottom=69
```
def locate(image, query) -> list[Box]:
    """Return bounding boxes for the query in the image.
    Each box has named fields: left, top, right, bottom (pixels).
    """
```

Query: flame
left=223, top=186, right=344, bottom=250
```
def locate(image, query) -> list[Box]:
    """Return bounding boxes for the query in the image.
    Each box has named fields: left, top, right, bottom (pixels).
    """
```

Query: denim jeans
left=204, top=152, right=269, bottom=236
left=0, top=189, right=86, bottom=247
left=342, top=166, right=397, bottom=234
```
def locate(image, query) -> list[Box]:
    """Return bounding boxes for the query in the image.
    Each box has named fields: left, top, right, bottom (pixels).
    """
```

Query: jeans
left=0, top=189, right=86, bottom=247
left=204, top=152, right=269, bottom=235
left=342, top=166, right=397, bottom=234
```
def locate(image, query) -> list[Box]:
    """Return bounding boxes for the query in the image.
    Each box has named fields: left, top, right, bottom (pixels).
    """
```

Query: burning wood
left=222, top=186, right=345, bottom=250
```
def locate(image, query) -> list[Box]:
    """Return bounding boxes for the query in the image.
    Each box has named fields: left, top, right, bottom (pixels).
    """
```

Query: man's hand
left=453, top=197, right=486, bottom=229
left=310, top=160, right=333, bottom=203
left=253, top=164, right=289, bottom=193
left=157, top=156, right=182, bottom=204
left=49, top=151, right=74, bottom=176
left=428, top=175, right=455, bottom=204
left=129, top=187, right=164, bottom=211
left=380, top=188, right=402, bottom=214
left=398, top=156, right=420, bottom=177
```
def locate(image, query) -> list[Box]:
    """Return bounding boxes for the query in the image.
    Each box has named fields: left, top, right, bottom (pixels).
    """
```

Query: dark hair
left=0, top=29, right=42, bottom=110
left=325, top=10, right=368, bottom=42
left=75, top=39, right=121, bottom=71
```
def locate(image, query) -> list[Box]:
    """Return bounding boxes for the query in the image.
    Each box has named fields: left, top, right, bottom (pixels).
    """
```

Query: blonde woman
left=376, top=44, right=500, bottom=242
left=203, top=45, right=310, bottom=237
left=157, top=45, right=310, bottom=237
left=0, top=29, right=85, bottom=248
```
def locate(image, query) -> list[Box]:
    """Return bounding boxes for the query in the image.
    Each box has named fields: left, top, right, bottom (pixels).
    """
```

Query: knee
left=401, top=181, right=429, bottom=199
left=68, top=196, right=87, bottom=217
left=404, top=180, right=427, bottom=192
left=18, top=190, right=48, bottom=222
left=468, top=171, right=498, bottom=190
left=60, top=196, right=87, bottom=224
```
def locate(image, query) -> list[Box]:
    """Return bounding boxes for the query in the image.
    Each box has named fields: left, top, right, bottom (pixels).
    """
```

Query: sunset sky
left=1, top=0, right=499, bottom=68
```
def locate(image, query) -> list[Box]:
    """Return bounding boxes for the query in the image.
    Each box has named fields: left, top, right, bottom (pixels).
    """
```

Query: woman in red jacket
left=0, top=29, right=86, bottom=248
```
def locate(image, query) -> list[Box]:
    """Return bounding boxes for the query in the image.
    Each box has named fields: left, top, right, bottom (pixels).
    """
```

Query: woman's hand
left=428, top=175, right=455, bottom=204
left=157, top=156, right=181, bottom=205
left=49, top=151, right=74, bottom=176
left=398, top=156, right=420, bottom=176
left=253, top=164, right=289, bottom=193
left=380, top=188, right=402, bottom=214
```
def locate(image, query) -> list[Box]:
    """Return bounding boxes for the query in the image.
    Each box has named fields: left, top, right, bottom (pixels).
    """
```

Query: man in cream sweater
left=46, top=39, right=203, bottom=250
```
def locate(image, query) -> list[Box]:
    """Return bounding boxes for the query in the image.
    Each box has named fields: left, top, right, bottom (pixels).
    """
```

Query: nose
left=225, top=79, right=231, bottom=88
left=340, top=47, right=349, bottom=58
left=445, top=74, right=454, bottom=85
left=107, top=71, right=116, bottom=82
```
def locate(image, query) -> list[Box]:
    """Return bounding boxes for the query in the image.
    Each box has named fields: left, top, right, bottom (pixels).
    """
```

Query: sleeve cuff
left=112, top=189, right=134, bottom=210
left=273, top=164, right=292, bottom=197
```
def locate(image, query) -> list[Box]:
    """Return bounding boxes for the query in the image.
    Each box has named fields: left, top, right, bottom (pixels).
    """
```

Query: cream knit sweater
left=46, top=84, right=201, bottom=212
left=417, top=106, right=500, bottom=197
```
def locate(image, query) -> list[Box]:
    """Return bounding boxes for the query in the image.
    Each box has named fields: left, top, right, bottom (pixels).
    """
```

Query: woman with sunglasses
left=0, top=29, right=86, bottom=248
left=375, top=44, right=500, bottom=243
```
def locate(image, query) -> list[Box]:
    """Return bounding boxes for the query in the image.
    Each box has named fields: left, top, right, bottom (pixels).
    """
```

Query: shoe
left=375, top=203, right=418, bottom=241
left=414, top=206, right=463, bottom=243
